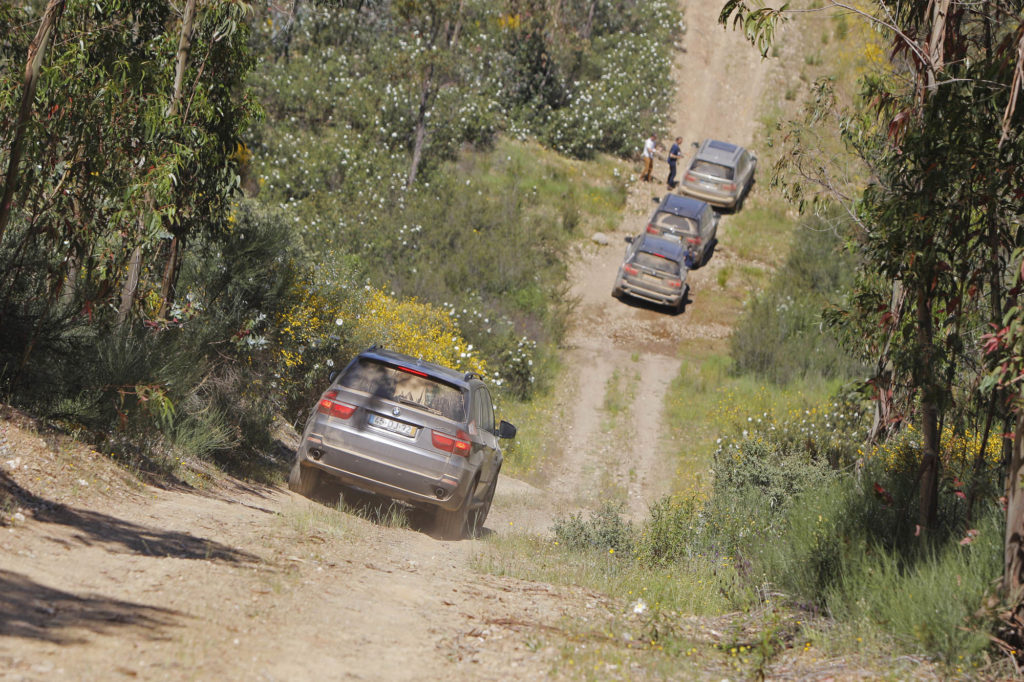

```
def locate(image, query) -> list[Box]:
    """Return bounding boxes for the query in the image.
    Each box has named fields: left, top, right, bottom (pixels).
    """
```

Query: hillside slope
left=0, top=1, right=806, bottom=679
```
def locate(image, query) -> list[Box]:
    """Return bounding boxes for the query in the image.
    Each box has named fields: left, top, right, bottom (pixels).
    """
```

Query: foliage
left=730, top=209, right=862, bottom=384
left=552, top=501, right=635, bottom=555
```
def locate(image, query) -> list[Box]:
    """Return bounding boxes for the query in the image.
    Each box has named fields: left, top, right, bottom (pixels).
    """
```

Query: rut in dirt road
left=0, top=1, right=784, bottom=679
left=531, top=0, right=776, bottom=526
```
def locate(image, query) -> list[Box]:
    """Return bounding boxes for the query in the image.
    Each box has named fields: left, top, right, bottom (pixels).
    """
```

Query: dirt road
left=0, top=2, right=776, bottom=679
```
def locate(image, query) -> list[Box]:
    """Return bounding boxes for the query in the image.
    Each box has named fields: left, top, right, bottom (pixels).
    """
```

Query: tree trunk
left=917, top=286, right=940, bottom=532
left=117, top=245, right=143, bottom=325
left=168, top=0, right=197, bottom=119
left=1004, top=413, right=1024, bottom=601
left=0, top=0, right=65, bottom=247
left=157, top=0, right=197, bottom=317
left=157, top=235, right=184, bottom=320
left=406, top=64, right=434, bottom=189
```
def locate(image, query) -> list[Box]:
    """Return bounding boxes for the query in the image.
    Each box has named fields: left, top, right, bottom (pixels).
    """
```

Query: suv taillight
left=723, top=182, right=736, bottom=191
left=646, top=223, right=658, bottom=234
left=666, top=278, right=683, bottom=288
left=623, top=264, right=639, bottom=276
left=318, top=391, right=356, bottom=419
left=685, top=173, right=697, bottom=182
left=432, top=430, right=471, bottom=456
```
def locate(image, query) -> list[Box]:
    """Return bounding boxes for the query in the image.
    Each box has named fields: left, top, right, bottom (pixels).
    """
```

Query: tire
left=288, top=458, right=321, bottom=497
left=674, top=285, right=689, bottom=314
left=468, top=475, right=498, bottom=538
left=434, top=480, right=474, bottom=540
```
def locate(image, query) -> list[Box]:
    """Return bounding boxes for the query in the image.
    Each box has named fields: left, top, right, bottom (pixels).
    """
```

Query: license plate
left=368, top=414, right=417, bottom=437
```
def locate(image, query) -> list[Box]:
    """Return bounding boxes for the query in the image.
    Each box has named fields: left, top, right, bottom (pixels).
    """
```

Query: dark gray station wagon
left=646, top=193, right=719, bottom=267
left=612, top=233, right=689, bottom=313
left=289, top=347, right=515, bottom=539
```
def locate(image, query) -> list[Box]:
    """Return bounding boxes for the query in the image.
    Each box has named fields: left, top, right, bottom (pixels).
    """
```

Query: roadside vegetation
left=479, top=1, right=1024, bottom=678
left=0, top=0, right=678, bottom=484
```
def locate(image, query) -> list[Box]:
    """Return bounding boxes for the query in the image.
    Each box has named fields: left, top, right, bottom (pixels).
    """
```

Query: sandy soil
left=0, top=3, right=781, bottom=680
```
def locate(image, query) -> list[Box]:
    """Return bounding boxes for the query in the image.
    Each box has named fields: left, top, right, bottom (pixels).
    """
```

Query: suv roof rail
left=464, top=371, right=483, bottom=382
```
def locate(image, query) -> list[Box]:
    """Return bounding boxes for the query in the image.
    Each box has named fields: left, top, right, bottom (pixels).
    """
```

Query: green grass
left=723, top=199, right=794, bottom=266
left=461, top=137, right=630, bottom=238
left=497, top=364, right=567, bottom=479
left=662, top=342, right=841, bottom=489
left=474, top=532, right=735, bottom=617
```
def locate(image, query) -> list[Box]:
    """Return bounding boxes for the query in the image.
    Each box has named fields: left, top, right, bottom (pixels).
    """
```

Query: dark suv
left=645, top=193, right=719, bottom=267
left=289, top=347, right=516, bottom=539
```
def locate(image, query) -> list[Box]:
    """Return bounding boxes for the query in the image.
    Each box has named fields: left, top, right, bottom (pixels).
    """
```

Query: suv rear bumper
left=678, top=184, right=737, bottom=208
left=297, top=442, right=471, bottom=510
left=616, top=277, right=684, bottom=307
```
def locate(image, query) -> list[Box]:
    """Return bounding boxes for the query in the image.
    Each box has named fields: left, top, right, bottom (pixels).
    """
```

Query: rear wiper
left=395, top=396, right=442, bottom=415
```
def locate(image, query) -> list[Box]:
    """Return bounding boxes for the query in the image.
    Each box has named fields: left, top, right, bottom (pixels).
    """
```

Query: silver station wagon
left=289, top=347, right=516, bottom=539
left=679, top=138, right=756, bottom=210
left=612, top=233, right=690, bottom=313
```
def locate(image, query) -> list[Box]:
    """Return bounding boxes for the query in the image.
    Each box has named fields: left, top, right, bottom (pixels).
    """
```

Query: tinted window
left=632, top=252, right=680, bottom=274
left=651, top=212, right=698, bottom=236
left=691, top=160, right=734, bottom=181
left=475, top=388, right=494, bottom=432
left=338, top=359, right=466, bottom=421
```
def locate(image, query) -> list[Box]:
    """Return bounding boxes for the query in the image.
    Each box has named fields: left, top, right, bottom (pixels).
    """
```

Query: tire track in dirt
left=0, top=2, right=783, bottom=679
left=524, top=0, right=774, bottom=526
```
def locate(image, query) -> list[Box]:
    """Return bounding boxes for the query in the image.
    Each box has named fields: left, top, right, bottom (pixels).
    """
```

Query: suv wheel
left=434, top=482, right=474, bottom=540
left=288, top=459, right=321, bottom=497
left=468, top=475, right=498, bottom=538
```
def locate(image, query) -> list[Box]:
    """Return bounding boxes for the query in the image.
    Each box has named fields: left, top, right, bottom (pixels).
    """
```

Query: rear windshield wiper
left=395, top=396, right=442, bottom=415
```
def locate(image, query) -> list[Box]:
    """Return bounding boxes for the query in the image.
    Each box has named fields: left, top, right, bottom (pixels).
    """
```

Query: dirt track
left=0, top=3, right=776, bottom=679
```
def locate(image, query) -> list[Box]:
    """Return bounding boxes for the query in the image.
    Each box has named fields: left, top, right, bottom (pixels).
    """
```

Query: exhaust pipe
left=310, top=448, right=324, bottom=461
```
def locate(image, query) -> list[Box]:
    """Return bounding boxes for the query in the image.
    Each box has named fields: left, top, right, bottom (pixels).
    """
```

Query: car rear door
left=473, top=387, right=500, bottom=488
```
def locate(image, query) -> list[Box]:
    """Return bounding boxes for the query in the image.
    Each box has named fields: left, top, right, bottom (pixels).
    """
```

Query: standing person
left=640, top=134, right=659, bottom=182
left=666, top=136, right=682, bottom=189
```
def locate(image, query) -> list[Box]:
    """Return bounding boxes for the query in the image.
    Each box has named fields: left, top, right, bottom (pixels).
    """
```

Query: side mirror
left=497, top=420, right=517, bottom=439
left=691, top=141, right=699, bottom=148
left=624, top=236, right=634, bottom=244
left=328, top=370, right=338, bottom=383
left=651, top=196, right=661, bottom=203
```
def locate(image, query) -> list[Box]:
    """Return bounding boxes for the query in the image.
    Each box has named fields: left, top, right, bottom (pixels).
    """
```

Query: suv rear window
left=632, top=251, right=680, bottom=274
left=652, top=212, right=698, bottom=236
left=691, top=160, right=734, bottom=180
left=338, top=359, right=466, bottom=421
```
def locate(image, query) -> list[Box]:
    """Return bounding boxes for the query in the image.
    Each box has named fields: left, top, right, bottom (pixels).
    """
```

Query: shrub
left=730, top=210, right=863, bottom=384
left=552, top=501, right=635, bottom=555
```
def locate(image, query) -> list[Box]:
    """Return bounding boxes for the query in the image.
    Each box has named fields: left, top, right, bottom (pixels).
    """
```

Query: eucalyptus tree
left=721, top=0, right=1024, bottom=618
left=0, top=0, right=257, bottom=343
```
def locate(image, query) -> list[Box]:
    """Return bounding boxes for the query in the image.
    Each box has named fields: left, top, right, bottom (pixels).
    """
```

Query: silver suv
left=612, top=233, right=690, bottom=313
left=679, top=139, right=756, bottom=210
left=289, top=348, right=516, bottom=539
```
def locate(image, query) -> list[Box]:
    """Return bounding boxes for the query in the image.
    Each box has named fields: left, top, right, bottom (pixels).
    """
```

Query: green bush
left=730, top=210, right=863, bottom=384
left=553, top=501, right=635, bottom=555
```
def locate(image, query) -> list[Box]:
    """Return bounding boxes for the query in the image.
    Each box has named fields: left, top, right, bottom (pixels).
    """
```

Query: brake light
left=432, top=430, right=471, bottom=456
left=624, top=264, right=639, bottom=276
left=646, top=223, right=658, bottom=234
left=722, top=183, right=736, bottom=191
left=318, top=396, right=356, bottom=419
left=685, top=174, right=697, bottom=182
left=398, top=366, right=428, bottom=377
left=686, top=237, right=702, bottom=245
left=666, top=278, right=683, bottom=288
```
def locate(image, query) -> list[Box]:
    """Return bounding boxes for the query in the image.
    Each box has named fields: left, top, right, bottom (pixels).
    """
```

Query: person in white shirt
left=640, top=134, right=660, bottom=182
